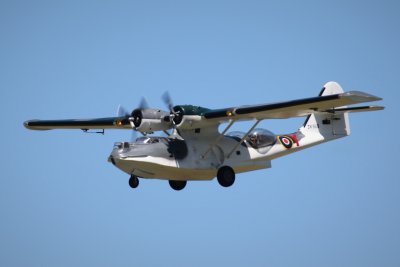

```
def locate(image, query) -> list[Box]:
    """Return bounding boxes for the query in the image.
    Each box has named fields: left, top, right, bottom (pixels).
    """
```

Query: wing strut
left=201, top=120, right=235, bottom=159
left=227, top=119, right=261, bottom=158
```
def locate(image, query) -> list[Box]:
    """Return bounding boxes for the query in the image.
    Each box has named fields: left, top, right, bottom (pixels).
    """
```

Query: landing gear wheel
left=169, top=180, right=187, bottom=191
left=129, top=175, right=139, bottom=188
left=217, top=166, right=235, bottom=187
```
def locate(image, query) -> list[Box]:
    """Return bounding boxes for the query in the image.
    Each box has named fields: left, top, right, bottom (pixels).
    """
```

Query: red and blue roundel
left=278, top=135, right=294, bottom=149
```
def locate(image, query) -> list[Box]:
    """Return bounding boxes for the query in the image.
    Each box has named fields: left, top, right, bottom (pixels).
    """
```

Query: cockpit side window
left=246, top=128, right=276, bottom=148
left=226, top=131, right=247, bottom=147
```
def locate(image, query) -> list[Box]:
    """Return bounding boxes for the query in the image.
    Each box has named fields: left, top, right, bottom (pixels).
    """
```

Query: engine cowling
left=131, top=108, right=172, bottom=132
left=170, top=105, right=216, bottom=130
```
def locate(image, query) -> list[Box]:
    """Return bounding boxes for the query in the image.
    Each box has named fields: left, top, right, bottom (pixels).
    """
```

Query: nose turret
left=108, top=142, right=132, bottom=165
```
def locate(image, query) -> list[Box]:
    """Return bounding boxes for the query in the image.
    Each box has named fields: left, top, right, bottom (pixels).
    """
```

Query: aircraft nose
left=108, top=144, right=128, bottom=166
left=108, top=155, right=116, bottom=165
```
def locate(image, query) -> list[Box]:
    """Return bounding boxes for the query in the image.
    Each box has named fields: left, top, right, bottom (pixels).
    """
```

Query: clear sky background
left=1, top=1, right=399, bottom=266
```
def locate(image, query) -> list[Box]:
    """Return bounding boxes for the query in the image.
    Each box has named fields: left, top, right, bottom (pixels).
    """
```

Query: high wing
left=24, top=117, right=132, bottom=130
left=24, top=82, right=384, bottom=132
left=202, top=90, right=384, bottom=122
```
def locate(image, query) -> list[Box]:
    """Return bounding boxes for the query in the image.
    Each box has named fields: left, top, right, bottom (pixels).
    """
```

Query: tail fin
left=300, top=81, right=350, bottom=140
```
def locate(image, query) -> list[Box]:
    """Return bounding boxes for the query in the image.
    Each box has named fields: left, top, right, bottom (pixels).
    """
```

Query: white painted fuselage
left=108, top=116, right=347, bottom=181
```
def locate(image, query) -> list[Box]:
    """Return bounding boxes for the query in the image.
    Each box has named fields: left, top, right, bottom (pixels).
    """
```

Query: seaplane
left=24, top=81, right=384, bottom=190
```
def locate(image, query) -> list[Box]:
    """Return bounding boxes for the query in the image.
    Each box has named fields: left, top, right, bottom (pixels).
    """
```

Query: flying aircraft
left=24, top=81, right=384, bottom=190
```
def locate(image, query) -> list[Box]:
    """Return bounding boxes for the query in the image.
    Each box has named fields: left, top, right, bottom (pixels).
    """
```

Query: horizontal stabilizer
left=324, top=105, right=385, bottom=114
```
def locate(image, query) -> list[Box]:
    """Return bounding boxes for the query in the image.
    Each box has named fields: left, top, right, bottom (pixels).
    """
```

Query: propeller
left=130, top=128, right=138, bottom=142
left=162, top=91, right=174, bottom=112
left=138, top=97, right=149, bottom=110
left=116, top=104, right=137, bottom=141
left=162, top=91, right=183, bottom=125
left=117, top=94, right=173, bottom=138
left=130, top=96, right=150, bottom=128
left=117, top=97, right=149, bottom=141
left=117, top=104, right=130, bottom=117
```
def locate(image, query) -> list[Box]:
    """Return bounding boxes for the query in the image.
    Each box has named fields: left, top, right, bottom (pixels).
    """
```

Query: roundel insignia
left=279, top=135, right=293, bottom=149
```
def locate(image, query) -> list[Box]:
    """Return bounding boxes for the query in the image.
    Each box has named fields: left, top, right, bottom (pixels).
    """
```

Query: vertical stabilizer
left=300, top=81, right=350, bottom=141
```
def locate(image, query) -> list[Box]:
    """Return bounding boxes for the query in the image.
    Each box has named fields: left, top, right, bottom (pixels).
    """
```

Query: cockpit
left=135, top=136, right=162, bottom=144
left=113, top=137, right=166, bottom=151
left=227, top=128, right=276, bottom=149
left=246, top=129, right=276, bottom=148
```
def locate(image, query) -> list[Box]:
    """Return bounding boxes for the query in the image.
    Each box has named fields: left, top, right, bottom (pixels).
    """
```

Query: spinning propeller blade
left=162, top=91, right=183, bottom=125
left=131, top=128, right=138, bottom=142
left=117, top=97, right=150, bottom=135
left=117, top=104, right=130, bottom=117
left=138, top=97, right=149, bottom=110
left=162, top=91, right=174, bottom=113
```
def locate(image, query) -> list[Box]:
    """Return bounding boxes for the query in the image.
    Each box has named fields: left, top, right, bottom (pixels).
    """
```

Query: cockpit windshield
left=135, top=137, right=150, bottom=144
left=135, top=136, right=163, bottom=144
left=246, top=128, right=276, bottom=148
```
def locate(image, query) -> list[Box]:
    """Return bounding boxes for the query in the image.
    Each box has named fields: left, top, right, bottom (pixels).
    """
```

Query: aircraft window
left=135, top=137, right=165, bottom=144
left=226, top=131, right=247, bottom=147
left=227, top=131, right=245, bottom=139
left=148, top=138, right=160, bottom=144
left=135, top=137, right=150, bottom=144
left=113, top=142, right=123, bottom=149
left=246, top=128, right=276, bottom=148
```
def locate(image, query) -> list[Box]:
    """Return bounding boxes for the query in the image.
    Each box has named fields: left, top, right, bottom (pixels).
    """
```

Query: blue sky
left=1, top=1, right=399, bottom=266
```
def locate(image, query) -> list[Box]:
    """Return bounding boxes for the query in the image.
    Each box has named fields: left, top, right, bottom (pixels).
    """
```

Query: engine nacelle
left=132, top=108, right=172, bottom=132
left=171, top=105, right=217, bottom=130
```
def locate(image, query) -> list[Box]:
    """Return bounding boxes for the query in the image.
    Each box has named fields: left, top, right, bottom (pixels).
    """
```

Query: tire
left=129, top=175, right=139, bottom=188
left=217, top=166, right=235, bottom=187
left=169, top=180, right=187, bottom=191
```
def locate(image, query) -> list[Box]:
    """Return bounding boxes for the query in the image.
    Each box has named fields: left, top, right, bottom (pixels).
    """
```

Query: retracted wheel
left=169, top=180, right=187, bottom=191
left=129, top=175, right=139, bottom=188
left=217, top=166, right=235, bottom=187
